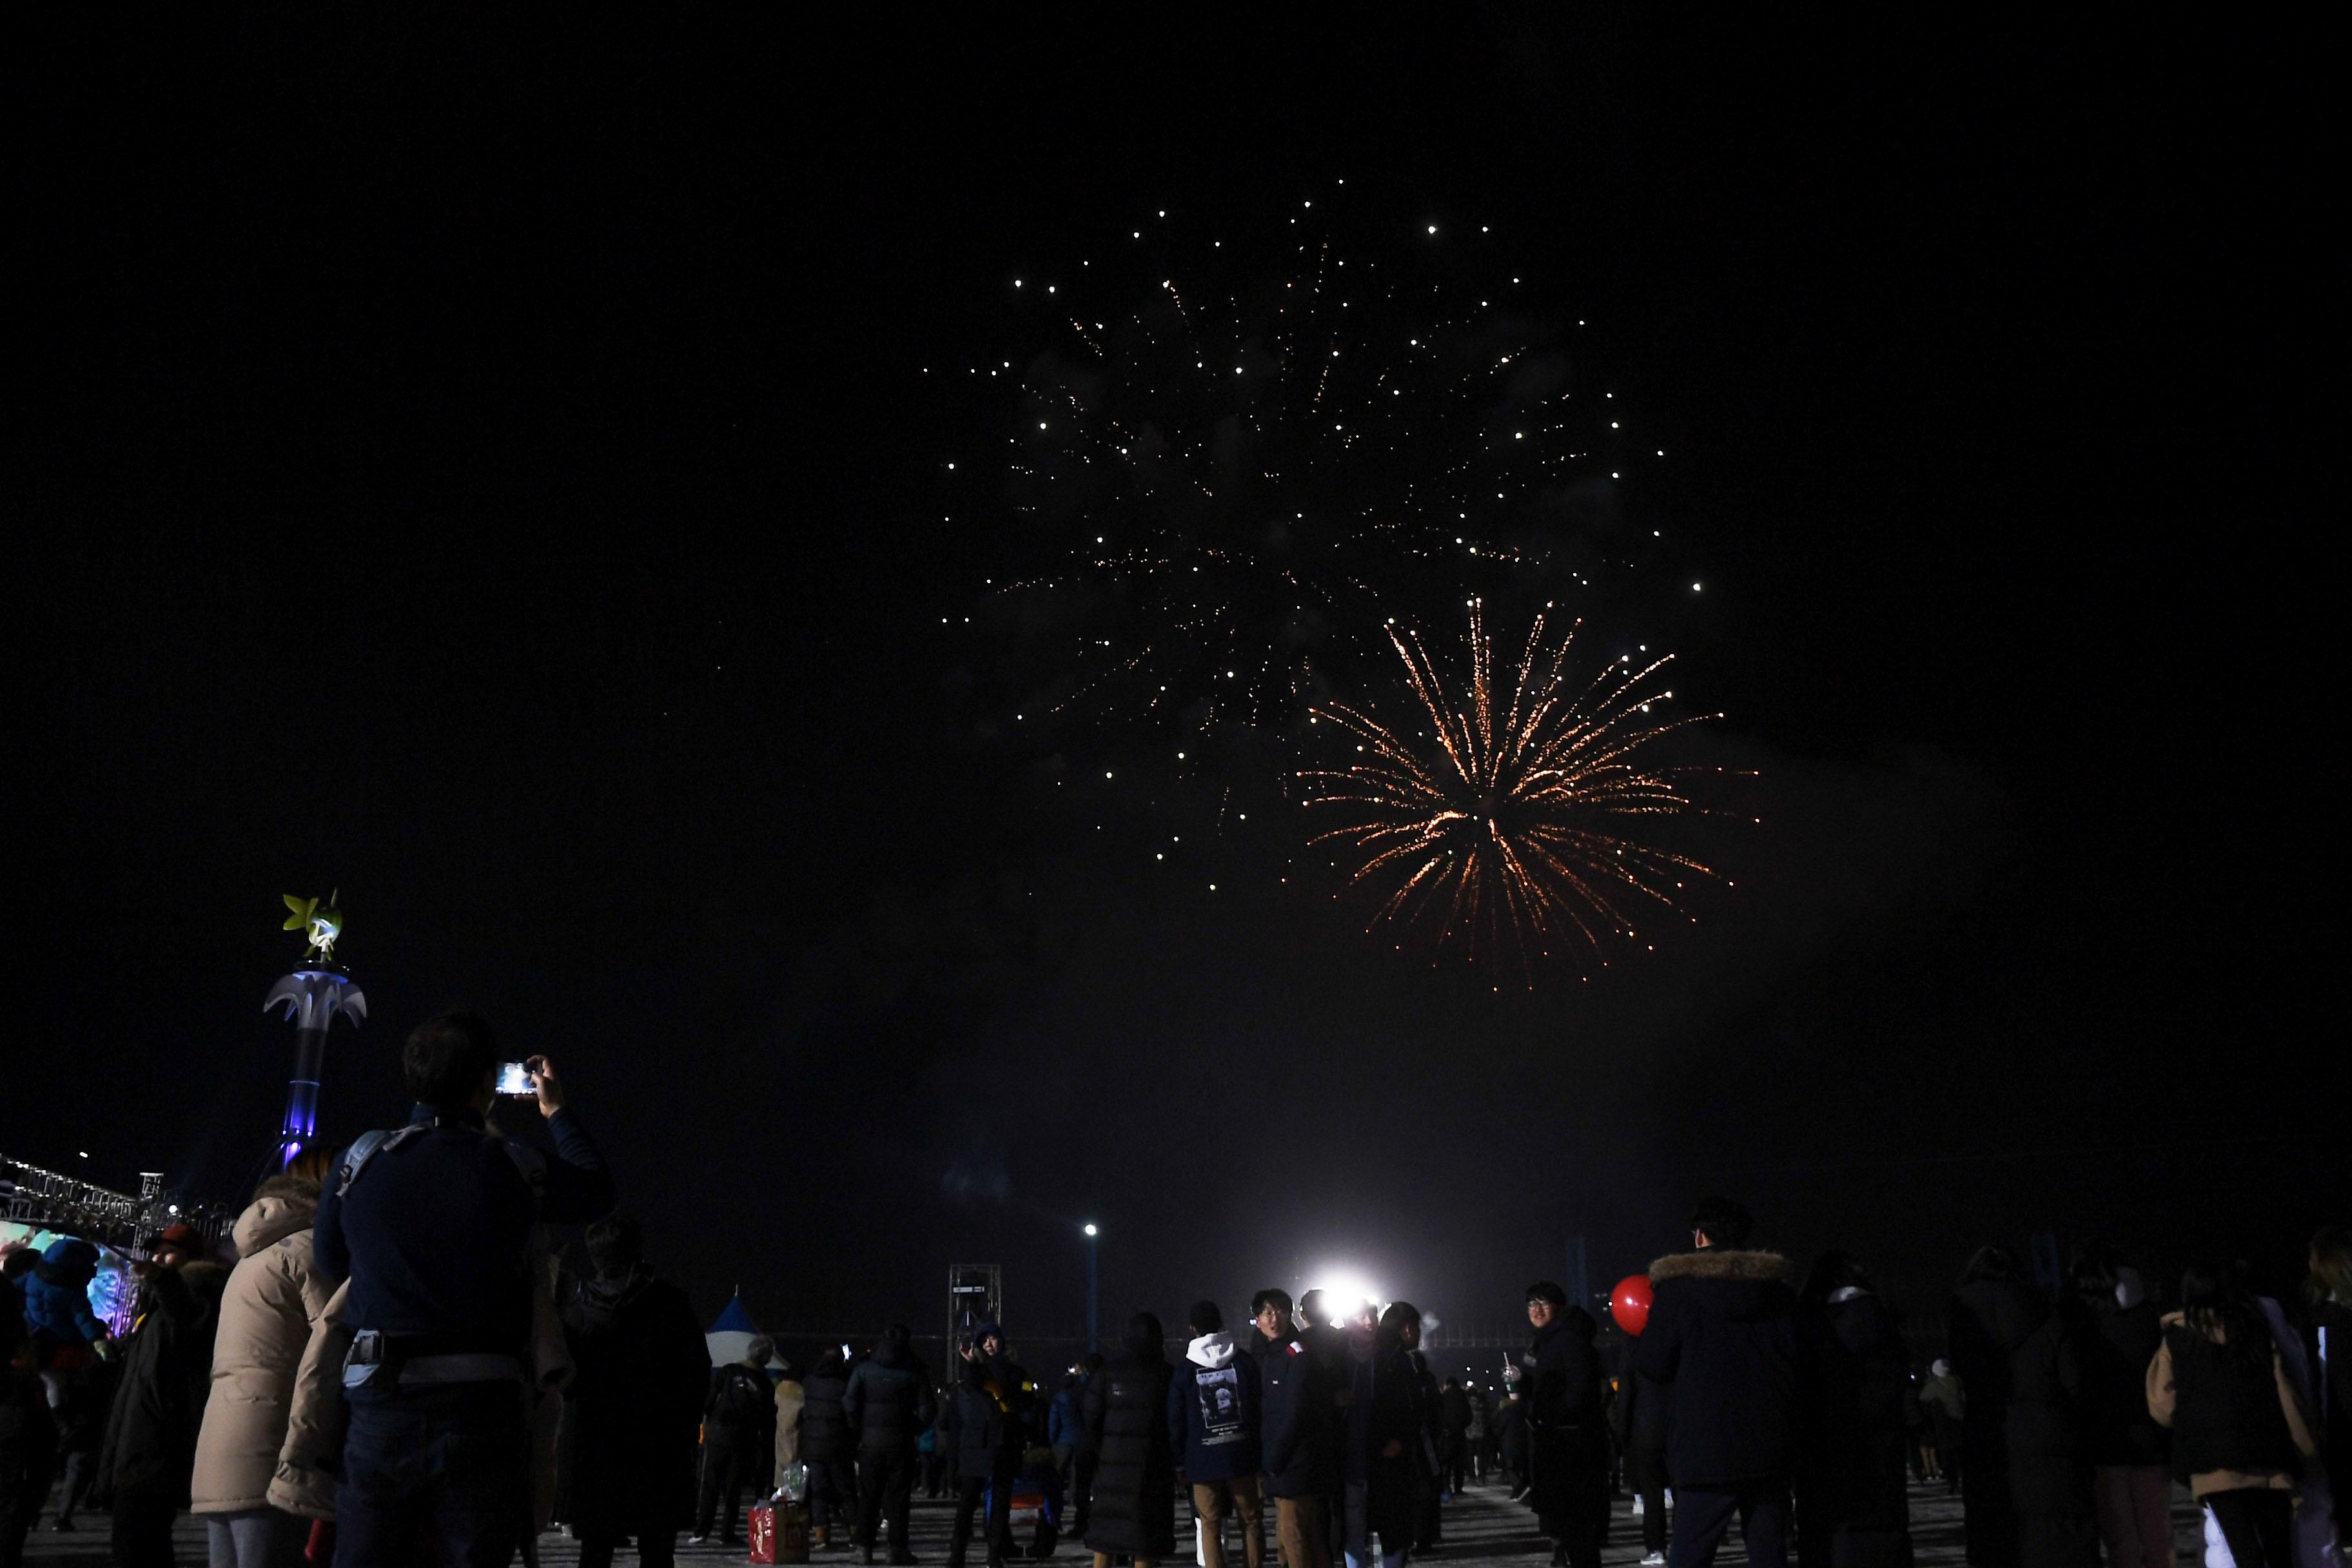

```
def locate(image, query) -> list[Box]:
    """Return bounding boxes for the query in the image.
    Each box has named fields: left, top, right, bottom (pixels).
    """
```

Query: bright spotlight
left=1306, top=1269, right=1384, bottom=1324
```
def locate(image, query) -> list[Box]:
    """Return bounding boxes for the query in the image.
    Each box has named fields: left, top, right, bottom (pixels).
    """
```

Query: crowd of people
left=3, top=1013, right=2347, bottom=1568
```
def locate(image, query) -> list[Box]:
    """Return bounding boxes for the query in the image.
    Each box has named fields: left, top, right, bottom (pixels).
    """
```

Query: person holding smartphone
left=311, top=1012, right=616, bottom=1568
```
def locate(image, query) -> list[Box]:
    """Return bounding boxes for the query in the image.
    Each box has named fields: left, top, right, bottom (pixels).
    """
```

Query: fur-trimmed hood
left=1649, top=1249, right=1787, bottom=1283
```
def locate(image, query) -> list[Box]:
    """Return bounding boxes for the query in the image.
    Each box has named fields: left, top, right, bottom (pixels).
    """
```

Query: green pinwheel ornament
left=280, top=890, right=344, bottom=964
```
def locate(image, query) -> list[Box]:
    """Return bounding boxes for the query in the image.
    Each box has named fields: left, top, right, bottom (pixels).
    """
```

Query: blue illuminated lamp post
left=263, top=893, right=366, bottom=1168
left=1082, top=1222, right=1100, bottom=1355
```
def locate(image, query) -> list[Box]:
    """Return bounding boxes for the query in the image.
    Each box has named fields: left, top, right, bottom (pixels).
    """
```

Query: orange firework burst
left=1298, top=599, right=1725, bottom=979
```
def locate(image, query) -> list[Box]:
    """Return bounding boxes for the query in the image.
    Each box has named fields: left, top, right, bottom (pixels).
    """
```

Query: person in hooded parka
left=564, top=1213, right=707, bottom=1568
left=1948, top=1247, right=2097, bottom=1568
left=1083, top=1313, right=1177, bottom=1568
left=191, top=1155, right=341, bottom=1568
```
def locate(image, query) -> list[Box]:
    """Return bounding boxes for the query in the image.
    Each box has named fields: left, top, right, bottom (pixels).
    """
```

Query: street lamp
left=1081, top=1223, right=1100, bottom=1355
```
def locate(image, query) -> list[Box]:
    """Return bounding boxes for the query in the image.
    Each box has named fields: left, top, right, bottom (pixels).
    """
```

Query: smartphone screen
left=496, top=1061, right=533, bottom=1095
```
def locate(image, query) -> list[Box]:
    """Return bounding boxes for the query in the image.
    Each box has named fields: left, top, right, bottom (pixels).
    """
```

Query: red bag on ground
left=749, top=1501, right=777, bottom=1565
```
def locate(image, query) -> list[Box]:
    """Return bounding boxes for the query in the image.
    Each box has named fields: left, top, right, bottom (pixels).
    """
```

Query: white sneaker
left=1631, top=1496, right=1644, bottom=1518
left=1642, top=1553, right=1666, bottom=1565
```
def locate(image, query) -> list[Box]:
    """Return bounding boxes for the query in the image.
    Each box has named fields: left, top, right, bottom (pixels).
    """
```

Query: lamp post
left=1082, top=1222, right=1100, bottom=1355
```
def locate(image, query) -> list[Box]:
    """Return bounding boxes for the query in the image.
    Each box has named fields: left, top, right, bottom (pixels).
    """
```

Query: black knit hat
left=1525, top=1279, right=1569, bottom=1307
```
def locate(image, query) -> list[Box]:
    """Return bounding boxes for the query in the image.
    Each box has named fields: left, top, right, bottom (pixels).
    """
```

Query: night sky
left=20, top=15, right=2338, bottom=1362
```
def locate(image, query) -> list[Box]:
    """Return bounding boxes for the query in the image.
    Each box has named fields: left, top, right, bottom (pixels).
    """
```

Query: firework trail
left=1298, top=598, right=1727, bottom=983
left=977, top=188, right=1666, bottom=747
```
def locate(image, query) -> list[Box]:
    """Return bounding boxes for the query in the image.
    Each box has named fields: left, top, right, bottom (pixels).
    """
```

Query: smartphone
left=496, top=1061, right=534, bottom=1096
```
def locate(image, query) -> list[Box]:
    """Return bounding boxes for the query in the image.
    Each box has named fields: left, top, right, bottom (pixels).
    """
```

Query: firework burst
left=976, top=188, right=1667, bottom=747
left=1298, top=598, right=1725, bottom=981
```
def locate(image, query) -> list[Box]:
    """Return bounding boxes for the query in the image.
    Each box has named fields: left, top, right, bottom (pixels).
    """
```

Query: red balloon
left=1611, top=1274, right=1654, bottom=1336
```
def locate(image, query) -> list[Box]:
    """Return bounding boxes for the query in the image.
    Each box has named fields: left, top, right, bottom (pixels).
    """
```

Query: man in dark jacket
left=803, top=1348, right=858, bottom=1549
left=1948, top=1248, right=2095, bottom=1568
left=1067, top=1351, right=1104, bottom=1534
left=92, top=1250, right=228, bottom=1568
left=696, top=1337, right=778, bottom=1545
left=1082, top=1315, right=1175, bottom=1568
left=843, top=1324, right=936, bottom=1565
left=1795, top=1254, right=1913, bottom=1568
left=1438, top=1379, right=1472, bottom=1495
left=1170, top=1302, right=1263, bottom=1568
left=1394, top=1317, right=1443, bottom=1554
left=1611, top=1337, right=1671, bottom=1566
left=1048, top=1375, right=1082, bottom=1482
left=1509, top=1284, right=1607, bottom=1568
left=946, top=1323, right=1034, bottom=1568
left=1, top=1284, right=57, bottom=1568
left=1254, top=1292, right=1331, bottom=1568
left=313, top=1014, right=615, bottom=1568
left=1293, top=1292, right=1352, bottom=1563
left=2061, top=1245, right=2168, bottom=1568
left=565, top=1213, right=707, bottom=1568
left=1634, top=1196, right=1800, bottom=1568
left=1343, top=1306, right=1428, bottom=1568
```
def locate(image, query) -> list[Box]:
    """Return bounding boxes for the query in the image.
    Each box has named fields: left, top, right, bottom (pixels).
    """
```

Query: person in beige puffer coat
left=190, top=1155, right=341, bottom=1568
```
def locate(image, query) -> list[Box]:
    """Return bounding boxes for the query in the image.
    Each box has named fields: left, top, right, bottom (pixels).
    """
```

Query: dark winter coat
left=704, top=1361, right=778, bottom=1451
left=1518, top=1311, right=1607, bottom=1520
left=94, top=1261, right=230, bottom=1507
left=1440, top=1385, right=1472, bottom=1436
left=1798, top=1290, right=1914, bottom=1562
left=19, top=1240, right=108, bottom=1347
left=564, top=1264, right=707, bottom=1535
left=1494, top=1395, right=1528, bottom=1475
left=950, top=1353, right=1035, bottom=1478
left=1258, top=1330, right=1334, bottom=1499
left=313, top=1102, right=613, bottom=1348
left=1047, top=1383, right=1081, bottom=1447
left=1409, top=1351, right=1442, bottom=1468
left=1345, top=1344, right=1427, bottom=1553
left=1949, top=1276, right=2094, bottom=1568
left=801, top=1357, right=855, bottom=1464
left=2068, top=1297, right=2168, bottom=1469
left=1, top=1290, right=58, bottom=1523
left=1610, top=1338, right=1671, bottom=1489
left=1082, top=1331, right=1175, bottom=1558
left=2148, top=1313, right=2310, bottom=1492
left=1068, top=1369, right=1101, bottom=1456
left=1168, top=1333, right=1261, bottom=1481
left=841, top=1338, right=935, bottom=1455
left=1634, top=1248, right=1801, bottom=1487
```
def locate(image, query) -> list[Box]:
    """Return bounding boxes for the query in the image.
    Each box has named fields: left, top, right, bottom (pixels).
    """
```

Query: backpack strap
left=335, top=1124, right=430, bottom=1197
left=337, top=1120, right=547, bottom=1206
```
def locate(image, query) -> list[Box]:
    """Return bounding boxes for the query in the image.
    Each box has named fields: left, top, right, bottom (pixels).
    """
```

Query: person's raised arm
left=525, top=1056, right=616, bottom=1222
